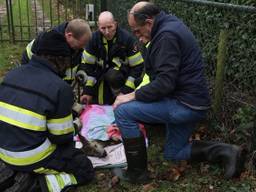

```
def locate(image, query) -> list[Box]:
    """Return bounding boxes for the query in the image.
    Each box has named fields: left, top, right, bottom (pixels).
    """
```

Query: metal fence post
left=5, top=0, right=11, bottom=42
left=9, top=0, right=15, bottom=43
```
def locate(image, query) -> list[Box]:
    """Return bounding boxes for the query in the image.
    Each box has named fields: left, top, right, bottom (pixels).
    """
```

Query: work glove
left=76, top=70, right=88, bottom=84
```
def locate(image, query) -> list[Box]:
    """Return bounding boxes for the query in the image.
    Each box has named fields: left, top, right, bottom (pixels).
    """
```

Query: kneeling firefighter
left=0, top=30, right=94, bottom=192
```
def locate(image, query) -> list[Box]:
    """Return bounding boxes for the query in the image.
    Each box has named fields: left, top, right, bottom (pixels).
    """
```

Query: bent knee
left=114, top=104, right=127, bottom=118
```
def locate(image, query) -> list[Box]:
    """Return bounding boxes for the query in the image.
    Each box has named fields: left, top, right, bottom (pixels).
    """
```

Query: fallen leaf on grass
left=158, top=161, right=190, bottom=181
left=169, top=167, right=181, bottom=181
left=108, top=175, right=120, bottom=189
left=200, top=163, right=210, bottom=174
left=142, top=183, right=158, bottom=192
left=239, top=170, right=250, bottom=179
left=209, top=184, right=214, bottom=190
left=195, top=133, right=201, bottom=140
left=96, top=172, right=106, bottom=181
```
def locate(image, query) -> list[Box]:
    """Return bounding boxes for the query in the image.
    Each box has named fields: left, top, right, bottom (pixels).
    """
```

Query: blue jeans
left=114, top=99, right=207, bottom=161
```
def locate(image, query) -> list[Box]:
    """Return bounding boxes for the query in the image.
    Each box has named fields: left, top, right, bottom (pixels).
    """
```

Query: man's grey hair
left=129, top=2, right=160, bottom=26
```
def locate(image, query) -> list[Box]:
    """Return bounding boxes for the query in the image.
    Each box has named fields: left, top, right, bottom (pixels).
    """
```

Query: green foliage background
left=109, top=0, right=256, bottom=94
left=154, top=0, right=256, bottom=93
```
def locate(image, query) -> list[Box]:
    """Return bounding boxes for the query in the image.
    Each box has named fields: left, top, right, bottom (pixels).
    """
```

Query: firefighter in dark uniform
left=79, top=11, right=144, bottom=105
left=0, top=30, right=94, bottom=192
left=21, top=18, right=91, bottom=84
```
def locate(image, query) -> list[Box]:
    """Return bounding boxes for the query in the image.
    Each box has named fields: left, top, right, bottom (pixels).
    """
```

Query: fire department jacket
left=80, top=27, right=144, bottom=104
left=0, top=55, right=75, bottom=171
left=21, top=22, right=83, bottom=83
left=135, top=11, right=211, bottom=109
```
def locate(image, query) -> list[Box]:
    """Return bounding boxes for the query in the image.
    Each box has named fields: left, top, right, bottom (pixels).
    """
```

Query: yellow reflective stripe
left=63, top=77, right=73, bottom=81
left=63, top=66, right=78, bottom=81
left=113, top=37, right=116, bottom=43
left=103, top=37, right=108, bottom=53
left=136, top=73, right=150, bottom=90
left=146, top=42, right=151, bottom=48
left=0, top=115, right=46, bottom=132
left=112, top=57, right=122, bottom=67
left=82, top=50, right=96, bottom=64
left=26, top=39, right=35, bottom=59
left=128, top=52, right=144, bottom=67
left=113, top=66, right=119, bottom=70
left=0, top=139, right=56, bottom=166
left=96, top=58, right=104, bottom=67
left=98, top=81, right=104, bottom=105
left=0, top=101, right=44, bottom=119
left=0, top=101, right=46, bottom=131
left=46, top=174, right=61, bottom=192
left=60, top=173, right=77, bottom=185
left=34, top=167, right=59, bottom=174
left=70, top=174, right=77, bottom=185
left=47, top=114, right=74, bottom=135
left=125, top=76, right=135, bottom=89
left=86, top=80, right=94, bottom=87
left=57, top=175, right=65, bottom=190
left=48, top=127, right=74, bottom=136
left=85, top=76, right=96, bottom=87
left=46, top=173, right=77, bottom=192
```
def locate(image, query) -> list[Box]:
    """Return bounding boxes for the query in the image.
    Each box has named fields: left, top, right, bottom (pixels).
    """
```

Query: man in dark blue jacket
left=0, top=30, right=94, bottom=191
left=113, top=1, right=245, bottom=184
left=21, top=19, right=91, bottom=84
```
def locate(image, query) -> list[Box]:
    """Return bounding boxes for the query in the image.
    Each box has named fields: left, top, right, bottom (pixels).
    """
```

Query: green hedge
left=155, top=0, right=256, bottom=94
left=109, top=0, right=256, bottom=95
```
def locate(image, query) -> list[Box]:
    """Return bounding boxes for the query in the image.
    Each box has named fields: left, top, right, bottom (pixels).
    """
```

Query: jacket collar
left=151, top=11, right=168, bottom=39
left=99, top=26, right=119, bottom=44
left=30, top=55, right=59, bottom=76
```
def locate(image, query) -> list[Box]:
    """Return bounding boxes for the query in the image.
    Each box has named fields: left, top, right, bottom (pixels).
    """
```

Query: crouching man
left=113, top=1, right=246, bottom=184
left=0, top=30, right=94, bottom=192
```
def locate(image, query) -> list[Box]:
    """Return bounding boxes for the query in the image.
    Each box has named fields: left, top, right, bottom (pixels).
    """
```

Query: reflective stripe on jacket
left=80, top=27, right=144, bottom=104
left=0, top=55, right=74, bottom=168
left=21, top=22, right=83, bottom=84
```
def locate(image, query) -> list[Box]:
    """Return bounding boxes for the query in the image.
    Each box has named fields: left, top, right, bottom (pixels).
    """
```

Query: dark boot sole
left=4, top=172, right=36, bottom=192
left=234, top=146, right=247, bottom=177
left=224, top=145, right=247, bottom=179
left=0, top=162, right=15, bottom=191
left=112, top=167, right=151, bottom=184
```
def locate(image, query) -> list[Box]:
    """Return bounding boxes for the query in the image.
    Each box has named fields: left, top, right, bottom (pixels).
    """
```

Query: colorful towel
left=80, top=104, right=147, bottom=145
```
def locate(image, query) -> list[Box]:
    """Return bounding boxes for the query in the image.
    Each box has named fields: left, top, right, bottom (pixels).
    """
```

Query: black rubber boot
left=113, top=135, right=150, bottom=184
left=0, top=161, right=16, bottom=191
left=191, top=140, right=247, bottom=179
left=3, top=172, right=38, bottom=192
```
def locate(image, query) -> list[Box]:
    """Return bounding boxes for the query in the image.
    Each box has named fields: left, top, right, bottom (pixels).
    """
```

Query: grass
left=0, top=42, right=25, bottom=81
left=76, top=127, right=256, bottom=192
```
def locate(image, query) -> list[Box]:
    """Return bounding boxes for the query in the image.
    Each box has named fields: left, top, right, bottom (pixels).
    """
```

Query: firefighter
left=0, top=30, right=94, bottom=192
left=79, top=11, right=144, bottom=105
left=21, top=18, right=91, bottom=84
